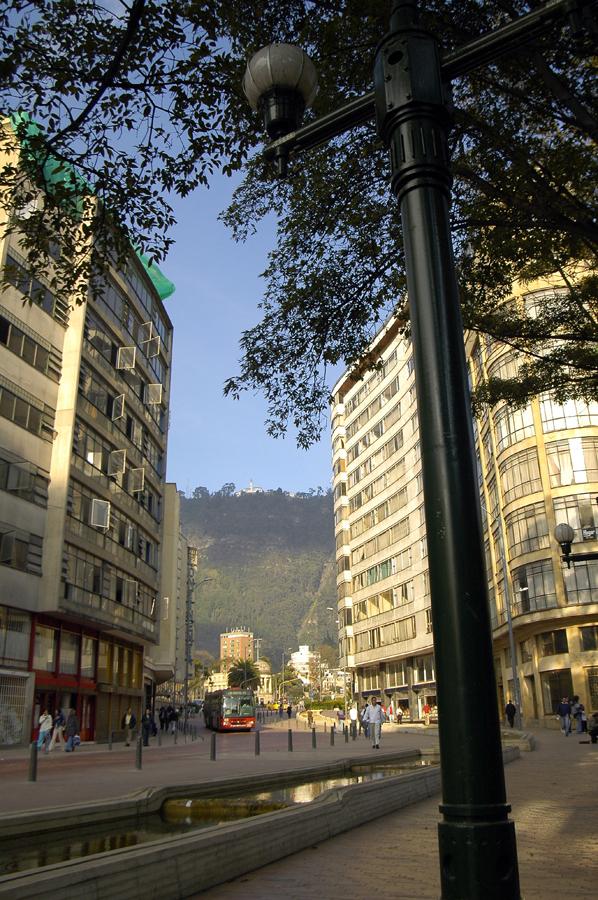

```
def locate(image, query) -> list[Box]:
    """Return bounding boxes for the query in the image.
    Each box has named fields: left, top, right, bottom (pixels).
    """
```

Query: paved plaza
left=0, top=719, right=596, bottom=898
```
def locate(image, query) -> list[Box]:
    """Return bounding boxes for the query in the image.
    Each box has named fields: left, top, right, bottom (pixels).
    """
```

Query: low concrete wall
left=0, top=748, right=520, bottom=900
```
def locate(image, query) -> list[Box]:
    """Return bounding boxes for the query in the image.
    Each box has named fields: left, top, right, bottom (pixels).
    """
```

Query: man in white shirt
left=361, top=697, right=387, bottom=749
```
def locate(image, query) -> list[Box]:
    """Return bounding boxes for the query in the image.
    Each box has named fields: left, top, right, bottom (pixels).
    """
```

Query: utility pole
left=183, top=546, right=198, bottom=729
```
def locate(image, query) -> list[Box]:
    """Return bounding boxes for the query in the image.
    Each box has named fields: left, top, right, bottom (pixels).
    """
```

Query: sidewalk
left=0, top=724, right=438, bottom=815
left=197, top=728, right=598, bottom=900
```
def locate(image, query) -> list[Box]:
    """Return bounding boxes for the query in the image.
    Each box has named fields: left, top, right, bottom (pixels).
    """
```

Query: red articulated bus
left=203, top=688, right=256, bottom=732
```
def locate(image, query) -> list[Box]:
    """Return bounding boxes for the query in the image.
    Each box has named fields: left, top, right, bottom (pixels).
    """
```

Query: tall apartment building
left=331, top=282, right=598, bottom=726
left=220, top=629, right=254, bottom=665
left=0, top=136, right=174, bottom=744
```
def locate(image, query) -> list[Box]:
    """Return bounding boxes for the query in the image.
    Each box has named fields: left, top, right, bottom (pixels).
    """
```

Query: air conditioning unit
left=112, top=394, right=125, bottom=421
left=138, top=321, right=154, bottom=344
left=90, top=498, right=111, bottom=530
left=116, top=346, right=136, bottom=370
left=108, top=449, right=126, bottom=477
left=145, top=335, right=161, bottom=358
left=144, top=383, right=163, bottom=405
left=129, top=467, right=145, bottom=493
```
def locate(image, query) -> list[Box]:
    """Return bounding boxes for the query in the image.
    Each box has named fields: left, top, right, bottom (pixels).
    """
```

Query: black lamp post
left=243, top=2, right=593, bottom=897
left=554, top=521, right=598, bottom=568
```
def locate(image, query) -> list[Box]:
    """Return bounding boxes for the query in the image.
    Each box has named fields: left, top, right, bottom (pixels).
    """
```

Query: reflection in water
left=0, top=757, right=438, bottom=875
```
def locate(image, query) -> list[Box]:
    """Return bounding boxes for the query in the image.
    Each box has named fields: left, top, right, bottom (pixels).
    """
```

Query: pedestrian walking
left=286, top=704, right=292, bottom=719
left=505, top=700, right=516, bottom=728
left=121, top=707, right=137, bottom=746
left=169, top=706, right=178, bottom=735
left=48, top=709, right=65, bottom=751
left=360, top=703, right=369, bottom=737
left=361, top=696, right=387, bottom=749
left=423, top=703, right=431, bottom=726
left=64, top=708, right=80, bottom=752
left=556, top=697, right=572, bottom=735
left=158, top=706, right=167, bottom=732
left=37, top=708, right=53, bottom=752
left=141, top=708, right=153, bottom=746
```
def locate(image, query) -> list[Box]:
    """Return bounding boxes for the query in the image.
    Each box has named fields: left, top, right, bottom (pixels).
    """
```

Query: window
left=59, top=631, right=80, bottom=674
left=579, top=626, right=598, bottom=652
left=505, top=503, right=549, bottom=558
left=562, top=560, right=598, bottom=607
left=519, top=638, right=533, bottom=663
left=81, top=636, right=97, bottom=678
left=0, top=607, right=30, bottom=667
left=0, top=381, right=51, bottom=437
left=385, top=660, right=408, bottom=688
left=540, top=668, right=573, bottom=715
left=540, top=397, right=598, bottom=432
left=537, top=629, right=568, bottom=658
left=33, top=625, right=57, bottom=672
left=512, top=561, right=557, bottom=615
left=546, top=438, right=598, bottom=486
left=413, top=654, right=435, bottom=683
left=0, top=531, right=29, bottom=570
left=553, top=494, right=598, bottom=542
left=493, top=403, right=535, bottom=451
left=587, top=668, right=598, bottom=709
left=0, top=313, right=54, bottom=377
left=500, top=449, right=542, bottom=504
left=4, top=254, right=59, bottom=320
left=425, top=607, right=433, bottom=633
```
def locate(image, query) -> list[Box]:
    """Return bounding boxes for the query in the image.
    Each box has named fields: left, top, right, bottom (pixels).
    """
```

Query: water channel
left=0, top=757, right=437, bottom=876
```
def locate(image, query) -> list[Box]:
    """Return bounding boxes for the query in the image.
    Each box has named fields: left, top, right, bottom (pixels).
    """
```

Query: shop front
left=30, top=616, right=98, bottom=740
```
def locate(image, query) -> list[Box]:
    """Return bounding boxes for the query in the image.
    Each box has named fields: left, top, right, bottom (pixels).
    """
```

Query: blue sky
left=163, top=176, right=336, bottom=496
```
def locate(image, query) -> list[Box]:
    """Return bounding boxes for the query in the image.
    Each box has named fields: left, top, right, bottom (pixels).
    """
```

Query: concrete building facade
left=331, top=282, right=598, bottom=726
left=0, top=138, right=174, bottom=744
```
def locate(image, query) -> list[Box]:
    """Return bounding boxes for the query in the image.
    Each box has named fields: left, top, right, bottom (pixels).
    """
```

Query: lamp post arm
left=263, top=0, right=595, bottom=164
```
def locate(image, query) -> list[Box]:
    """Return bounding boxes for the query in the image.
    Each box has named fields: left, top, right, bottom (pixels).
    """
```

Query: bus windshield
left=223, top=693, right=254, bottom=716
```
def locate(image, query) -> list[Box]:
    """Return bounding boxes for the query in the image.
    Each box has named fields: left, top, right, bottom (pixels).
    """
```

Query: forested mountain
left=180, top=488, right=337, bottom=668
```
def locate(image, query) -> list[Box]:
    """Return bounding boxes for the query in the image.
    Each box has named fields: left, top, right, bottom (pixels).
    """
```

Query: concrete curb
left=0, top=747, right=520, bottom=899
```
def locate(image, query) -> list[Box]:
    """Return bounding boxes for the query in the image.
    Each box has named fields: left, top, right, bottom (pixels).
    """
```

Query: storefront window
left=97, top=639, right=112, bottom=682
left=81, top=636, right=97, bottom=678
left=32, top=625, right=57, bottom=671
left=59, top=631, right=80, bottom=674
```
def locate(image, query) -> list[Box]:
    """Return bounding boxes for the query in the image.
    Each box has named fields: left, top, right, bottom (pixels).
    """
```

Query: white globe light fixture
left=243, top=43, right=318, bottom=175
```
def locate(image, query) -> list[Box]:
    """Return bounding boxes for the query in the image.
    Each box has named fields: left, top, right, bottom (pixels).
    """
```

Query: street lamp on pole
left=555, top=521, right=598, bottom=568
left=241, top=4, right=592, bottom=896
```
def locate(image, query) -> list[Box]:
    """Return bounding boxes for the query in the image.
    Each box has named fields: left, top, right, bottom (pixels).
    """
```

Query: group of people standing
left=36, top=707, right=80, bottom=752
left=157, top=704, right=180, bottom=734
left=555, top=695, right=588, bottom=736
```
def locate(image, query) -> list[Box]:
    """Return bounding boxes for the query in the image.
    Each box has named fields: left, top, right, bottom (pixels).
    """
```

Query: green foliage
left=181, top=490, right=336, bottom=664
left=227, top=659, right=260, bottom=688
left=2, top=2, right=595, bottom=441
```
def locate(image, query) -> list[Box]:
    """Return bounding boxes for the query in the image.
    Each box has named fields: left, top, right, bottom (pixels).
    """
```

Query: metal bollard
left=28, top=741, right=38, bottom=782
left=287, top=729, right=293, bottom=752
left=136, top=736, right=142, bottom=770
left=344, top=725, right=349, bottom=743
left=210, top=732, right=216, bottom=761
left=311, top=727, right=317, bottom=749
left=108, top=730, right=113, bottom=751
left=330, top=726, right=335, bottom=746
left=255, top=730, right=260, bottom=756
left=352, top=723, right=357, bottom=741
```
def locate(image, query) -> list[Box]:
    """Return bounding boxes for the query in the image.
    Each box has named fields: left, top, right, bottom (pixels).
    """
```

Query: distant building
left=235, top=480, right=264, bottom=495
left=256, top=658, right=274, bottom=704
left=290, top=645, right=317, bottom=685
left=204, top=671, right=228, bottom=693
left=220, top=629, right=254, bottom=665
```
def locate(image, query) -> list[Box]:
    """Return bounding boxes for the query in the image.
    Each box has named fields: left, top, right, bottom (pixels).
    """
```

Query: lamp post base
left=438, top=817, right=520, bottom=899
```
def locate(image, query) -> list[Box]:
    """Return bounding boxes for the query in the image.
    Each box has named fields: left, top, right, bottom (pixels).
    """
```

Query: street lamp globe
left=554, top=522, right=575, bottom=546
left=243, top=43, right=318, bottom=174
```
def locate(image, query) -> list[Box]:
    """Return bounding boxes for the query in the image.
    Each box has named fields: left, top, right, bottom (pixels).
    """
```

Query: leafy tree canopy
left=227, top=658, right=261, bottom=688
left=1, top=1, right=596, bottom=444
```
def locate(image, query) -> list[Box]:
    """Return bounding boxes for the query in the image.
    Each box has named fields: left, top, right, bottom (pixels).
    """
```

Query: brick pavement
left=0, top=722, right=437, bottom=815
left=196, top=728, right=598, bottom=900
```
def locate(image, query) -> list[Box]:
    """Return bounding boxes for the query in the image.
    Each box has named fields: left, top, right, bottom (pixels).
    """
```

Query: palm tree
left=227, top=659, right=260, bottom=690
